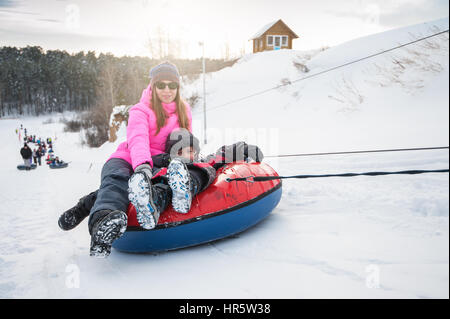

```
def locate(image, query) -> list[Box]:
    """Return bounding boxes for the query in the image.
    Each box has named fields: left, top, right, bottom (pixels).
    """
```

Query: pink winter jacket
left=108, top=84, right=192, bottom=170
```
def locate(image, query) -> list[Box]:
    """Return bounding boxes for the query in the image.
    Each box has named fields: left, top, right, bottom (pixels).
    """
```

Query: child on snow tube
left=50, top=156, right=64, bottom=165
left=58, top=129, right=264, bottom=246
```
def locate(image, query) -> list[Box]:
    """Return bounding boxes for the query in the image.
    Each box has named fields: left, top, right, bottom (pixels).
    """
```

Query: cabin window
left=267, top=35, right=287, bottom=48
left=274, top=36, right=280, bottom=47
left=259, top=39, right=263, bottom=49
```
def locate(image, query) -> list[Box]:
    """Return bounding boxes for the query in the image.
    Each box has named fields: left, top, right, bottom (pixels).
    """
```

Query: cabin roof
left=250, top=20, right=278, bottom=40
left=249, top=19, right=299, bottom=40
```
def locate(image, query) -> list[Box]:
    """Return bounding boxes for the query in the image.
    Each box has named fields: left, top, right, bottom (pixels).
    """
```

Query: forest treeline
left=0, top=45, right=237, bottom=145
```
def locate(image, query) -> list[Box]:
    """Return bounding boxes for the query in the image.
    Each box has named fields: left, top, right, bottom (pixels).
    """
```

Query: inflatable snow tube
left=17, top=163, right=37, bottom=170
left=49, top=162, right=69, bottom=169
left=112, top=162, right=282, bottom=253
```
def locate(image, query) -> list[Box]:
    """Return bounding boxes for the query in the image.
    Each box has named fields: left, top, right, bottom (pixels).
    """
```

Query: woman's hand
left=134, top=163, right=153, bottom=181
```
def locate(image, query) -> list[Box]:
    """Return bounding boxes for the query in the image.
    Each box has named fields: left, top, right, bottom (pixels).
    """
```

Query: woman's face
left=155, top=80, right=178, bottom=104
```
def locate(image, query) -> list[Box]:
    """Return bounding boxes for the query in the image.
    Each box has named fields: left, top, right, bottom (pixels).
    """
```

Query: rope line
left=226, top=169, right=449, bottom=183
left=264, top=146, right=449, bottom=158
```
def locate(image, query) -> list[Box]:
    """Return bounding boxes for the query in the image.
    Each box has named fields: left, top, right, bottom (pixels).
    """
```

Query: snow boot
left=128, top=172, right=169, bottom=230
left=152, top=182, right=172, bottom=218
left=58, top=191, right=97, bottom=231
left=167, top=158, right=201, bottom=214
left=89, top=209, right=127, bottom=258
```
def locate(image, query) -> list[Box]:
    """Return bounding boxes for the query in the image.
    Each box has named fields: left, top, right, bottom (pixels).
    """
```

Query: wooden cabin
left=250, top=19, right=299, bottom=53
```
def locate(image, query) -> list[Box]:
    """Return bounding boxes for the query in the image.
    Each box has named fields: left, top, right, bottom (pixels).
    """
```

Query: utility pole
left=199, top=41, right=207, bottom=144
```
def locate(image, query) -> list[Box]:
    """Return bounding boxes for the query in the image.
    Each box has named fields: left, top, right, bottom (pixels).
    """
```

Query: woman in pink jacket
left=88, top=61, right=194, bottom=258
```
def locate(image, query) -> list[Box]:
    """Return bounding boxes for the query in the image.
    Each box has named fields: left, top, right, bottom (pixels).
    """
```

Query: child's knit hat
left=165, top=129, right=200, bottom=155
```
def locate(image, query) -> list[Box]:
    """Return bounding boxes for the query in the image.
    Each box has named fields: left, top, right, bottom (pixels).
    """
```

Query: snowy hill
left=0, top=18, right=448, bottom=298
left=185, top=18, right=449, bottom=158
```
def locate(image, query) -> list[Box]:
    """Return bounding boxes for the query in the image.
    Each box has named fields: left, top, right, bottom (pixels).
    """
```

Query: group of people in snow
left=19, top=129, right=63, bottom=169
left=24, top=134, right=50, bottom=146
left=57, top=61, right=264, bottom=258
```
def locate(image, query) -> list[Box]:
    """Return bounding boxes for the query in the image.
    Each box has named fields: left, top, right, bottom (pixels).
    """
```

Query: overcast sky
left=0, top=0, right=448, bottom=59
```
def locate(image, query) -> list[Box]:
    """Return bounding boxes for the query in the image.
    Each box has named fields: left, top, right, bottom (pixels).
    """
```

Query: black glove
left=152, top=153, right=171, bottom=168
left=216, top=142, right=264, bottom=163
left=246, top=144, right=264, bottom=162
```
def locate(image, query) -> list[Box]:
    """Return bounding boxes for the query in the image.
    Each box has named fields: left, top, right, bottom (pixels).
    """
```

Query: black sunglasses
left=155, top=82, right=179, bottom=90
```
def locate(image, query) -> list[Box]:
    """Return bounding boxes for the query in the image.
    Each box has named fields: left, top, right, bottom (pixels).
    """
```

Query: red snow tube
left=126, top=161, right=281, bottom=227
left=112, top=162, right=282, bottom=253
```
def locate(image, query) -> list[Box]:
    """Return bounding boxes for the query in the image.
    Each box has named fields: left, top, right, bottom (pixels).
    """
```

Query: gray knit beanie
left=149, top=61, right=180, bottom=86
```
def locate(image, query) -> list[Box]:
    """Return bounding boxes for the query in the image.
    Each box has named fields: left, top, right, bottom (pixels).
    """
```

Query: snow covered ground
left=0, top=18, right=448, bottom=298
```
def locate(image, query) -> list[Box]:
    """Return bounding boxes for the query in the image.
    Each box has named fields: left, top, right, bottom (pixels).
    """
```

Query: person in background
left=54, top=156, right=64, bottom=165
left=20, top=143, right=32, bottom=170
left=36, top=145, right=43, bottom=166
left=32, top=148, right=38, bottom=165
left=46, top=152, right=55, bottom=164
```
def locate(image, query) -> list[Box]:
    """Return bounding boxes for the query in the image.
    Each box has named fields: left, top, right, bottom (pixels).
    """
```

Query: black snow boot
left=151, top=183, right=172, bottom=219
left=89, top=209, right=127, bottom=258
left=58, top=191, right=98, bottom=231
left=189, top=172, right=201, bottom=197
